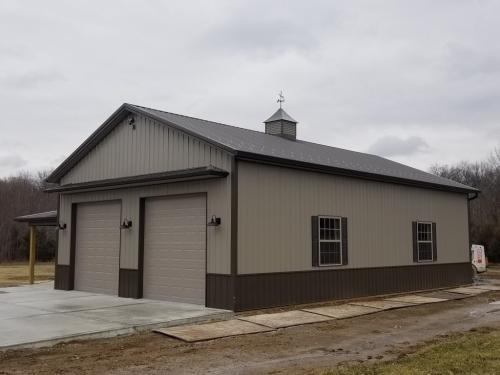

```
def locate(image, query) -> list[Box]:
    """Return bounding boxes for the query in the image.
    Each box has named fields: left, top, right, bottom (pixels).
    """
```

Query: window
left=319, top=216, right=342, bottom=265
left=417, top=222, right=433, bottom=262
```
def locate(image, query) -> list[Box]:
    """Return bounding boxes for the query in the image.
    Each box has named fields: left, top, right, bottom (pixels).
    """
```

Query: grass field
left=0, top=261, right=54, bottom=287
left=326, top=327, right=500, bottom=375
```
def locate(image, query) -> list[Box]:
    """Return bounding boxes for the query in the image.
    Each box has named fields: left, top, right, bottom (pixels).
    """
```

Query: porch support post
left=28, top=226, right=36, bottom=284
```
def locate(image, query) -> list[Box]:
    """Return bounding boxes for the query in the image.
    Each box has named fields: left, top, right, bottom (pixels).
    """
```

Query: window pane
left=333, top=229, right=340, bottom=240
left=320, top=241, right=341, bottom=265
left=417, top=223, right=432, bottom=241
left=418, top=242, right=432, bottom=261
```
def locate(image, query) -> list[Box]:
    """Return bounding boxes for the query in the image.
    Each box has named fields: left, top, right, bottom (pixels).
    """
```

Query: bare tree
left=430, top=148, right=500, bottom=261
left=0, top=171, right=57, bottom=261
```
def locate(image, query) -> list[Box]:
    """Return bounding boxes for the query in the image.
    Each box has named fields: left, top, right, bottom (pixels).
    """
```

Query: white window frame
left=318, top=215, right=342, bottom=266
left=417, top=221, right=433, bottom=263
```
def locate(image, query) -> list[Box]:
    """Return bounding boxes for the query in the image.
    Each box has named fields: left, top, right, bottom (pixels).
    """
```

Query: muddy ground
left=1, top=288, right=500, bottom=374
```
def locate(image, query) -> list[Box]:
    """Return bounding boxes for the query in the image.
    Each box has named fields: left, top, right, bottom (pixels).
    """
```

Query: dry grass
left=325, top=327, right=500, bottom=375
left=0, top=261, right=54, bottom=287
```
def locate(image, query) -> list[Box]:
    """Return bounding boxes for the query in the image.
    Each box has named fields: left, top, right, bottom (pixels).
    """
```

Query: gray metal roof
left=129, top=104, right=476, bottom=193
left=46, top=103, right=477, bottom=193
left=264, top=108, right=298, bottom=123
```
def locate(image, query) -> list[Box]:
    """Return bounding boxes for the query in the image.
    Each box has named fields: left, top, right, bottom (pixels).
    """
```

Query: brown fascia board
left=45, top=166, right=229, bottom=193
left=234, top=151, right=479, bottom=195
left=46, top=104, right=236, bottom=184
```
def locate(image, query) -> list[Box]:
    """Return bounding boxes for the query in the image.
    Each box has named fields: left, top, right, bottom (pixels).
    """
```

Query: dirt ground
left=327, top=326, right=500, bottom=374
left=0, top=262, right=54, bottom=287
left=1, top=283, right=500, bottom=374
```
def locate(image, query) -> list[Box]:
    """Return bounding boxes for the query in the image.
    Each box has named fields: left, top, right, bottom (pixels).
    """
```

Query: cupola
left=264, top=92, right=298, bottom=140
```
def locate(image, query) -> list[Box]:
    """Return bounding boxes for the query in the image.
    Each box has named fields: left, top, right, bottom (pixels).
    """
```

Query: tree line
left=431, top=149, right=500, bottom=262
left=0, top=149, right=498, bottom=263
left=0, top=171, right=57, bottom=262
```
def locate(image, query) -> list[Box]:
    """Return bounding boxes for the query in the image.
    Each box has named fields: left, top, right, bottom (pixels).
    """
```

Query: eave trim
left=45, top=166, right=229, bottom=193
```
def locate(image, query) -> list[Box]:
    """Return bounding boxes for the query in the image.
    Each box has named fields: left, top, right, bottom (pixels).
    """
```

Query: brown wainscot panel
left=234, top=262, right=472, bottom=311
left=206, top=274, right=234, bottom=310
left=119, top=268, right=142, bottom=298
left=54, top=264, right=72, bottom=290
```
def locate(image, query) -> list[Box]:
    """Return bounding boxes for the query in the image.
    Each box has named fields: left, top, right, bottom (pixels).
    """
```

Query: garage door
left=143, top=195, right=206, bottom=305
left=74, top=201, right=121, bottom=295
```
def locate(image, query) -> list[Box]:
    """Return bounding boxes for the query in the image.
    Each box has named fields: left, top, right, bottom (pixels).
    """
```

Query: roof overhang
left=45, top=166, right=229, bottom=193
left=235, top=151, right=480, bottom=195
left=14, top=211, right=57, bottom=226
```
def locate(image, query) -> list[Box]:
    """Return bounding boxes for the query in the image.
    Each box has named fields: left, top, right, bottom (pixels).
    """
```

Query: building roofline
left=45, top=103, right=478, bottom=195
left=235, top=151, right=479, bottom=194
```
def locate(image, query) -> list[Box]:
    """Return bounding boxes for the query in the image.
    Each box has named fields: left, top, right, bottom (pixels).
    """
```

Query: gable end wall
left=61, top=115, right=231, bottom=185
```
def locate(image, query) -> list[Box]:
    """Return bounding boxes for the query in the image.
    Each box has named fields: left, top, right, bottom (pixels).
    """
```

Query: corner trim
left=230, top=158, right=238, bottom=310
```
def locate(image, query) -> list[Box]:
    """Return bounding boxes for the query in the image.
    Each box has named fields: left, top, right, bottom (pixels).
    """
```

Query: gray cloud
left=0, top=1, right=499, bottom=176
left=0, top=155, right=27, bottom=169
left=1, top=69, right=65, bottom=89
left=367, top=136, right=429, bottom=158
left=200, top=15, right=319, bottom=58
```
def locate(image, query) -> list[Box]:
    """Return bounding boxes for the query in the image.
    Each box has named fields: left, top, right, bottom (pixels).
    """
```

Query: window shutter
left=432, top=222, right=437, bottom=261
left=341, top=217, right=348, bottom=265
left=412, top=221, right=418, bottom=262
left=312, top=216, right=319, bottom=266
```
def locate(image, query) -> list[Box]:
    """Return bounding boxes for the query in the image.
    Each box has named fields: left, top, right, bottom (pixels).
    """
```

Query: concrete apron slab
left=0, top=283, right=231, bottom=351
left=303, top=304, right=380, bottom=319
left=155, top=319, right=273, bottom=342
left=15, top=294, right=152, bottom=313
left=386, top=295, right=447, bottom=304
left=0, top=309, right=232, bottom=351
left=446, top=287, right=489, bottom=295
left=471, top=284, right=500, bottom=291
left=72, top=301, right=225, bottom=326
left=350, top=300, right=415, bottom=310
left=421, top=291, right=470, bottom=300
left=238, top=310, right=332, bottom=328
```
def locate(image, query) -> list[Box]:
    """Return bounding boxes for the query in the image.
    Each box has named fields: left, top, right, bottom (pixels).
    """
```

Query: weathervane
left=277, top=91, right=285, bottom=108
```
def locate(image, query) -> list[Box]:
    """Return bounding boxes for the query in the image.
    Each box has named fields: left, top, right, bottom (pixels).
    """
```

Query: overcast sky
left=1, top=1, right=499, bottom=178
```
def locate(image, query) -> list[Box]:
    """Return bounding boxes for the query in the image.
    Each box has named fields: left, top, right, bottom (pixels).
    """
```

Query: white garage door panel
left=74, top=201, right=121, bottom=295
left=143, top=195, right=206, bottom=305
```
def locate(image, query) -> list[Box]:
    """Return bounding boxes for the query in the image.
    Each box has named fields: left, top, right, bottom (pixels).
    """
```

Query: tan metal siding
left=143, top=195, right=206, bottom=304
left=61, top=115, right=230, bottom=185
left=57, top=175, right=231, bottom=274
left=237, top=161, right=470, bottom=274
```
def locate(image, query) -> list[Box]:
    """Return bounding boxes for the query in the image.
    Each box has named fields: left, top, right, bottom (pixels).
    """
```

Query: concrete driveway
left=0, top=282, right=230, bottom=349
